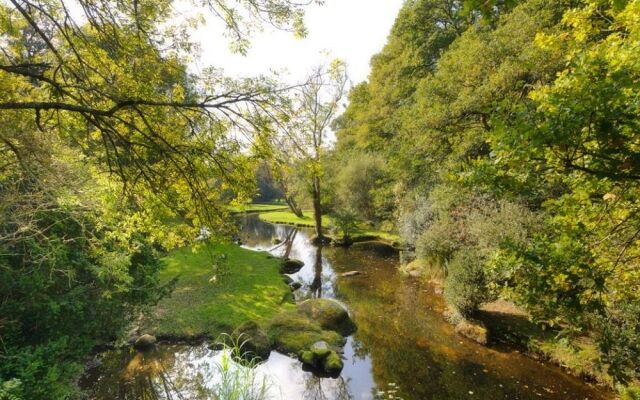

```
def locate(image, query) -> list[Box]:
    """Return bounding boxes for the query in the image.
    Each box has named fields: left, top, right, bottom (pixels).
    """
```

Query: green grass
left=229, top=202, right=288, bottom=214
left=258, top=210, right=332, bottom=228
left=258, top=209, right=399, bottom=243
left=145, top=241, right=293, bottom=339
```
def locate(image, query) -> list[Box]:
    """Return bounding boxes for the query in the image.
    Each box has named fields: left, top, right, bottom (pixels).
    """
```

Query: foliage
left=333, top=0, right=640, bottom=385
left=444, top=249, right=488, bottom=317
left=253, top=161, right=285, bottom=203
left=0, top=0, right=318, bottom=397
left=330, top=210, right=359, bottom=240
left=328, top=151, right=395, bottom=224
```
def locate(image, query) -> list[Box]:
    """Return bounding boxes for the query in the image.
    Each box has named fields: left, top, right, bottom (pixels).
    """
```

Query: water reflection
left=82, top=215, right=611, bottom=400
left=309, top=246, right=323, bottom=299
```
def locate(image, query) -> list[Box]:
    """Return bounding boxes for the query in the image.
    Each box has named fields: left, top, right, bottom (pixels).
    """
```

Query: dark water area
left=80, top=215, right=611, bottom=400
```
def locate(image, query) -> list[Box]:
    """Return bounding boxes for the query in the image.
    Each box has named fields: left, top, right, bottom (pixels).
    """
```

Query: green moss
left=144, top=241, right=294, bottom=339
left=297, top=298, right=356, bottom=335
left=323, top=351, right=344, bottom=375
left=299, top=350, right=317, bottom=367
left=232, top=321, right=271, bottom=360
left=267, top=311, right=345, bottom=355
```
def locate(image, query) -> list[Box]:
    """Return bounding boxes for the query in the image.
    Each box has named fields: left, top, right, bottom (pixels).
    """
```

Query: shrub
left=415, top=217, right=461, bottom=268
left=330, top=210, right=359, bottom=240
left=444, top=249, right=488, bottom=317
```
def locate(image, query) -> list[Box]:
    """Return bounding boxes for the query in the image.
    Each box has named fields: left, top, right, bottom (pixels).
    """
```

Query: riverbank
left=85, top=216, right=613, bottom=400
left=229, top=202, right=289, bottom=214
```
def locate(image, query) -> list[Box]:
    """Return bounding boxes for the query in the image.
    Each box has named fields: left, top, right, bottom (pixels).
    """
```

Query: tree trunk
left=284, top=195, right=304, bottom=218
left=312, top=176, right=323, bottom=239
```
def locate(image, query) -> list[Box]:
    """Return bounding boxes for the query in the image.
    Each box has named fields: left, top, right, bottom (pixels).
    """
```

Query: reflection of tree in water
left=302, top=374, right=352, bottom=400
left=269, top=227, right=298, bottom=259
left=309, top=245, right=323, bottom=298
left=85, top=346, right=213, bottom=400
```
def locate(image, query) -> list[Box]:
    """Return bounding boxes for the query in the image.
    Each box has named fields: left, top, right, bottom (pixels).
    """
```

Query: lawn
left=258, top=209, right=333, bottom=228
left=144, top=241, right=293, bottom=339
left=258, top=209, right=399, bottom=243
left=229, top=202, right=289, bottom=214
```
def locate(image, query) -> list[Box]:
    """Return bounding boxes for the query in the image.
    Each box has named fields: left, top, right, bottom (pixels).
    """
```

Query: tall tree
left=276, top=61, right=348, bottom=242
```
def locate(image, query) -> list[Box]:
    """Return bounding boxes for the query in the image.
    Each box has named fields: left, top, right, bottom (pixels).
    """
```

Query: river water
left=80, top=215, right=611, bottom=400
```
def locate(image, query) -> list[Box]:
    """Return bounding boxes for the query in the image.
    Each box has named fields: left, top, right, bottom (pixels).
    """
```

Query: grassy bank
left=143, top=241, right=293, bottom=339
left=229, top=202, right=289, bottom=214
left=258, top=209, right=399, bottom=243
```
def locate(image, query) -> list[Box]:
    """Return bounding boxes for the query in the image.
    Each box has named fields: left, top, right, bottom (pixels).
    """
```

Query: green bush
left=415, top=217, right=460, bottom=268
left=444, top=249, right=488, bottom=317
left=330, top=210, right=359, bottom=240
left=0, top=205, right=167, bottom=399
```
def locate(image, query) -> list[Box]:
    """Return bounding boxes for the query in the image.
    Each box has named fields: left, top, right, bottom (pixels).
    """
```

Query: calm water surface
left=81, top=215, right=611, bottom=400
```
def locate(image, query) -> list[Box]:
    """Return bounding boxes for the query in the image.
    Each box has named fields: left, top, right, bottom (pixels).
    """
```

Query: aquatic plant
left=211, top=335, right=273, bottom=400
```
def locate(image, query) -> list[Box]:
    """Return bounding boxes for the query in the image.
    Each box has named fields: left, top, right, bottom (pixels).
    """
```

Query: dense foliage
left=332, top=0, right=640, bottom=385
left=0, top=0, right=316, bottom=398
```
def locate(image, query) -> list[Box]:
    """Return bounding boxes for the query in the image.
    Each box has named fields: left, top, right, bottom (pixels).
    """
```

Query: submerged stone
left=350, top=241, right=399, bottom=257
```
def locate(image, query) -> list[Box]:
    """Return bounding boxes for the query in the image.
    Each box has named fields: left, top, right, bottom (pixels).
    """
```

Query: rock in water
left=134, top=334, right=157, bottom=351
left=297, top=298, right=356, bottom=335
left=280, top=259, right=304, bottom=274
left=323, top=351, right=344, bottom=375
left=454, top=319, right=488, bottom=345
left=298, top=341, right=344, bottom=375
left=232, top=321, right=271, bottom=360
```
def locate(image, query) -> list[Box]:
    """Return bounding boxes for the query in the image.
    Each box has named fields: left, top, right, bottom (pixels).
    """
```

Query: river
left=80, top=215, right=610, bottom=399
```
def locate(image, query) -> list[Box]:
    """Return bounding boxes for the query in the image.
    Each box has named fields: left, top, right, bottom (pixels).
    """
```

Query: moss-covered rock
left=299, top=350, right=317, bottom=367
left=297, top=341, right=344, bottom=375
left=323, top=351, right=344, bottom=375
left=297, top=298, right=356, bottom=335
left=454, top=319, right=489, bottom=345
left=232, top=321, right=271, bottom=360
left=280, top=259, right=304, bottom=274
left=267, top=311, right=345, bottom=355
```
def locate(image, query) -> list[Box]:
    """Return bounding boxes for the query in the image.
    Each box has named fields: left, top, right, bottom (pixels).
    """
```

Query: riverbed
left=80, top=215, right=610, bottom=399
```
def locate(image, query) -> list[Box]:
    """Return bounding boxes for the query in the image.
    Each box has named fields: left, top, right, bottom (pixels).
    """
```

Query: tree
left=276, top=61, right=348, bottom=242
left=0, top=0, right=320, bottom=397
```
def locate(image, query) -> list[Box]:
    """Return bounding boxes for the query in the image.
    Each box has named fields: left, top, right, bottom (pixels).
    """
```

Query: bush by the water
left=444, top=249, right=488, bottom=317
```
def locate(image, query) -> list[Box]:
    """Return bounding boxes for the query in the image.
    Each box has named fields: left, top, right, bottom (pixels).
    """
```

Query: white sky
left=189, top=0, right=405, bottom=84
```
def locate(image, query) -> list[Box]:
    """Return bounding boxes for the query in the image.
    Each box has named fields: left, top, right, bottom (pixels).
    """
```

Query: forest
left=1, top=0, right=639, bottom=399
